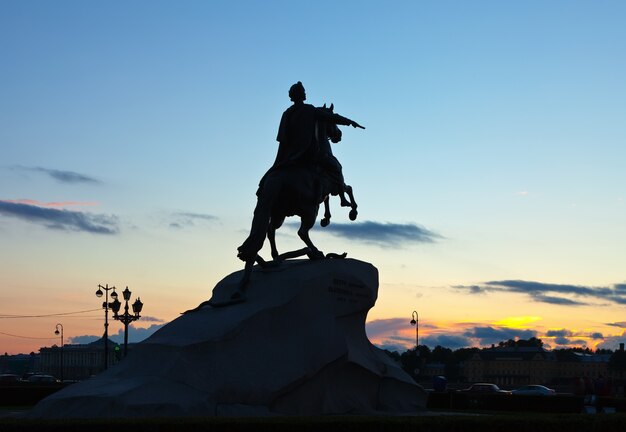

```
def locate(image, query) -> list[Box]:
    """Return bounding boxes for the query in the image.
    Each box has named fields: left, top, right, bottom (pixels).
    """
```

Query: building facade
left=462, top=344, right=625, bottom=388
left=39, top=338, right=120, bottom=381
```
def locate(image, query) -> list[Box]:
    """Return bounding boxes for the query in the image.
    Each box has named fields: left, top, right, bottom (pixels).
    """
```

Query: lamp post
left=111, top=287, right=143, bottom=357
left=410, top=310, right=419, bottom=378
left=95, top=284, right=117, bottom=370
left=410, top=311, right=419, bottom=357
left=54, top=324, right=63, bottom=382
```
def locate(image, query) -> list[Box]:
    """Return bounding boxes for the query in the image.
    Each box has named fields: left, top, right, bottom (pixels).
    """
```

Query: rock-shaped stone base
left=30, top=258, right=427, bottom=418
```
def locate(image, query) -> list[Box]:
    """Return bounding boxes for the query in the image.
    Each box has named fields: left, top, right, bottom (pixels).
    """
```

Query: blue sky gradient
left=1, top=1, right=625, bottom=354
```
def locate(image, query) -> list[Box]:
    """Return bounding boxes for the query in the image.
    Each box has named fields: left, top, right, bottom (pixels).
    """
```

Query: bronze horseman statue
left=238, top=82, right=364, bottom=261
left=195, top=82, right=364, bottom=309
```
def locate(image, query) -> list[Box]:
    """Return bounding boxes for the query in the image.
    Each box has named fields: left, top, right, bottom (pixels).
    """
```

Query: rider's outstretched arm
left=315, top=108, right=365, bottom=129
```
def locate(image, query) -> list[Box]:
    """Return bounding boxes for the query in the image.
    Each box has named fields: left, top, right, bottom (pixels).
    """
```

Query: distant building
left=463, top=346, right=555, bottom=386
left=422, top=362, right=446, bottom=379
left=553, top=351, right=610, bottom=382
left=1, top=352, right=39, bottom=376
left=39, top=337, right=121, bottom=381
left=462, top=344, right=626, bottom=387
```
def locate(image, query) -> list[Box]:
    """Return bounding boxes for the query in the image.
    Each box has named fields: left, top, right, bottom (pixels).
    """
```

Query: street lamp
left=410, top=310, right=420, bottom=378
left=111, top=286, right=143, bottom=357
left=96, top=284, right=117, bottom=370
left=54, top=324, right=63, bottom=382
left=410, top=311, right=419, bottom=357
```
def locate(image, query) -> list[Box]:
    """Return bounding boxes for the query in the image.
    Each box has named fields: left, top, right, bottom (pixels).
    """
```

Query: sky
left=1, top=1, right=625, bottom=355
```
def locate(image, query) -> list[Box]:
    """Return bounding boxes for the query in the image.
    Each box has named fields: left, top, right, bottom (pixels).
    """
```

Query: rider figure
left=260, top=81, right=363, bottom=194
left=275, top=81, right=363, bottom=167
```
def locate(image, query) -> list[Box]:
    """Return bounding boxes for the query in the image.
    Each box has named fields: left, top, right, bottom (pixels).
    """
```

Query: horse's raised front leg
left=339, top=190, right=351, bottom=207
left=299, top=211, right=324, bottom=259
left=320, top=196, right=331, bottom=227
left=345, top=184, right=358, bottom=221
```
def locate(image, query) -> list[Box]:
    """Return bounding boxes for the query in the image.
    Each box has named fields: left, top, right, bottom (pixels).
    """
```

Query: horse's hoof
left=320, top=218, right=330, bottom=227
left=307, top=250, right=325, bottom=260
left=349, top=209, right=358, bottom=221
left=237, top=248, right=254, bottom=262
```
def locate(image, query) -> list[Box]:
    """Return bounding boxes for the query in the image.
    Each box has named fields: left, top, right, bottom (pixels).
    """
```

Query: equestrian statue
left=193, top=82, right=365, bottom=309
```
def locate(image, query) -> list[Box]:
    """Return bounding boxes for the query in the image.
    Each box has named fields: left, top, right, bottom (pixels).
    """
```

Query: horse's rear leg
left=320, top=196, right=331, bottom=227
left=299, top=212, right=324, bottom=259
left=345, top=184, right=358, bottom=221
left=267, top=216, right=284, bottom=259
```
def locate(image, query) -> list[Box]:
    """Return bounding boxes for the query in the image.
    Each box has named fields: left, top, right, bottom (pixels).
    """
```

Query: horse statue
left=184, top=103, right=363, bottom=312
left=267, top=103, right=358, bottom=259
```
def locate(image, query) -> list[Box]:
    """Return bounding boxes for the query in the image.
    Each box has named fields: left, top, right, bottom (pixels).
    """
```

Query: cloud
left=368, top=317, right=544, bottom=350
left=542, top=329, right=604, bottom=346
left=12, top=165, right=100, bottom=184
left=136, top=315, right=165, bottom=323
left=0, top=200, right=119, bottom=234
left=606, top=322, right=626, bottom=328
left=169, top=212, right=218, bottom=229
left=374, top=339, right=410, bottom=353
left=68, top=323, right=166, bottom=345
left=110, top=323, right=165, bottom=343
left=368, top=318, right=541, bottom=350
left=463, top=326, right=537, bottom=345
left=553, top=336, right=569, bottom=345
left=376, top=342, right=408, bottom=353
left=2, top=199, right=98, bottom=208
left=615, top=284, right=626, bottom=293
left=67, top=335, right=100, bottom=345
left=455, top=279, right=626, bottom=307
left=595, top=331, right=626, bottom=350
left=421, top=334, right=472, bottom=350
left=367, top=315, right=613, bottom=351
left=548, top=334, right=586, bottom=346
left=545, top=329, right=572, bottom=338
left=366, top=318, right=435, bottom=351
left=366, top=318, right=415, bottom=346
left=464, top=285, right=487, bottom=294
left=553, top=336, right=588, bottom=346
left=318, top=221, right=442, bottom=246
left=531, top=294, right=586, bottom=306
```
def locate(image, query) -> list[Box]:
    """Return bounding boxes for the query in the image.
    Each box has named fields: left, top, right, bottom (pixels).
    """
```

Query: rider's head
left=289, top=81, right=306, bottom=103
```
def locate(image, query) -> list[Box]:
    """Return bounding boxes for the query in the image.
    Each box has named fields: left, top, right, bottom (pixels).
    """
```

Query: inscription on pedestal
left=327, top=277, right=372, bottom=309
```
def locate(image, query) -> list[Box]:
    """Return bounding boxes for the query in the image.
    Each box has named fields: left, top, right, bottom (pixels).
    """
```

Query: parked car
left=459, top=383, right=511, bottom=394
left=511, top=384, right=556, bottom=396
left=0, top=373, right=20, bottom=383
left=27, top=374, right=60, bottom=383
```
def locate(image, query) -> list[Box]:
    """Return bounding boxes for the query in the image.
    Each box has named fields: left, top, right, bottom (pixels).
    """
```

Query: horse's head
left=321, top=103, right=342, bottom=143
